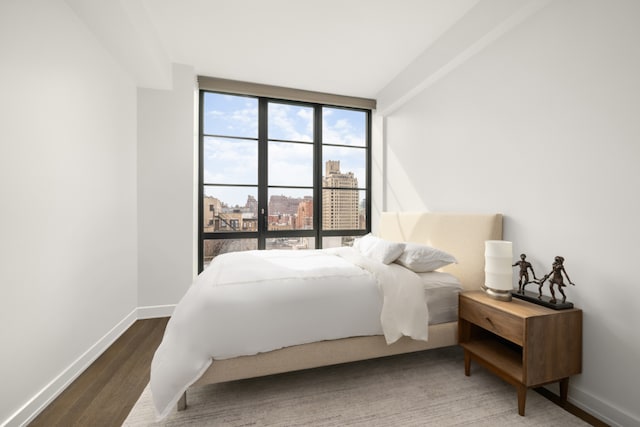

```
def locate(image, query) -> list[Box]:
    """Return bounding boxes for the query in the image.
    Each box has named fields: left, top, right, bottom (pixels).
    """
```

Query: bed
left=150, top=212, right=503, bottom=418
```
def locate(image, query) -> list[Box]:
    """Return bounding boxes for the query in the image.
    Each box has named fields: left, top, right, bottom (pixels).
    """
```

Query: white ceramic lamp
left=482, top=240, right=513, bottom=301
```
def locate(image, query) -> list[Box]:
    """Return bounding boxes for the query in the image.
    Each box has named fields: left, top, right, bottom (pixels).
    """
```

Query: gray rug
left=123, top=346, right=588, bottom=426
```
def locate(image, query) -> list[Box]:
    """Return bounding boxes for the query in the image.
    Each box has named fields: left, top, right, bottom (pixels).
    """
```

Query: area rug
left=123, top=346, right=587, bottom=426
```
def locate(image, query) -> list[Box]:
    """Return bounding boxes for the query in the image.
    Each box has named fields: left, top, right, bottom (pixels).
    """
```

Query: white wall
left=379, top=0, right=640, bottom=425
left=0, top=1, right=138, bottom=425
left=3, top=0, right=637, bottom=425
left=137, top=64, right=198, bottom=313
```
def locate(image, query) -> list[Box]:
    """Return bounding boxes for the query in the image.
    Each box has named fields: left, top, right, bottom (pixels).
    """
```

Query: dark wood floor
left=29, top=317, right=169, bottom=427
left=28, top=317, right=607, bottom=427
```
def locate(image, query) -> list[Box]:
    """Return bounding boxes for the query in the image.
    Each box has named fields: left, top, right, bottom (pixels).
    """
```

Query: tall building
left=296, top=197, right=313, bottom=229
left=322, top=160, right=359, bottom=230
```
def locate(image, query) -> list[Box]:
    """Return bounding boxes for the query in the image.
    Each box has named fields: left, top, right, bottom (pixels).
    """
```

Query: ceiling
left=66, top=0, right=479, bottom=98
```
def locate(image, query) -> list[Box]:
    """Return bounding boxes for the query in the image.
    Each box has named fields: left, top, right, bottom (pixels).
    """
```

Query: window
left=199, top=91, right=371, bottom=271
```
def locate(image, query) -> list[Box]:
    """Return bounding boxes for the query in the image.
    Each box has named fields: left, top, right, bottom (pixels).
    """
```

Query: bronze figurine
left=537, top=256, right=575, bottom=303
left=513, top=253, right=537, bottom=293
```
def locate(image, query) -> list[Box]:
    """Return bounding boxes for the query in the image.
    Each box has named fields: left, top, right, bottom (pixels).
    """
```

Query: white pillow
left=395, top=243, right=457, bottom=272
left=352, top=233, right=373, bottom=252
left=354, top=234, right=405, bottom=265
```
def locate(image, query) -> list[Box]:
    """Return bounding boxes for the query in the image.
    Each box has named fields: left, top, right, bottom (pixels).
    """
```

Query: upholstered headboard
left=378, top=212, right=503, bottom=291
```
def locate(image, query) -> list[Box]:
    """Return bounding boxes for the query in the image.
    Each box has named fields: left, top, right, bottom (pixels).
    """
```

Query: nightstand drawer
left=460, top=297, right=524, bottom=345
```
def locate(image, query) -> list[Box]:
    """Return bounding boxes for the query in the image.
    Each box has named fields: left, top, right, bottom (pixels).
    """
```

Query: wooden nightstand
left=458, top=290, right=582, bottom=416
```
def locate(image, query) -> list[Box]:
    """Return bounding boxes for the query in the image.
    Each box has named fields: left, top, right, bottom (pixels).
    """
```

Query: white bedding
left=150, top=247, right=428, bottom=419
left=417, top=271, right=463, bottom=324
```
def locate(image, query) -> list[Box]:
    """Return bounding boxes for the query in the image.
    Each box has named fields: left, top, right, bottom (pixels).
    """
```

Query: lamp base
left=481, top=285, right=513, bottom=301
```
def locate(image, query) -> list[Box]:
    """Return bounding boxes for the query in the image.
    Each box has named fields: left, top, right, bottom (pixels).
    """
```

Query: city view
left=203, top=160, right=366, bottom=262
left=201, top=93, right=368, bottom=264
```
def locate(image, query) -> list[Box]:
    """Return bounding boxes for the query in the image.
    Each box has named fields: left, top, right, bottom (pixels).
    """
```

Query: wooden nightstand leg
left=464, top=350, right=471, bottom=376
left=559, top=378, right=569, bottom=404
left=517, top=385, right=527, bottom=416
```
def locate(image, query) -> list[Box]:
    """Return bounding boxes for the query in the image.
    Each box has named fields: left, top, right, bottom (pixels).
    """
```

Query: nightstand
left=458, top=290, right=582, bottom=416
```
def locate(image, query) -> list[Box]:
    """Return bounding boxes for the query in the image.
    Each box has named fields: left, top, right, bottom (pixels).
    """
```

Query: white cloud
left=322, top=109, right=366, bottom=147
left=204, top=138, right=257, bottom=184
left=269, top=103, right=313, bottom=142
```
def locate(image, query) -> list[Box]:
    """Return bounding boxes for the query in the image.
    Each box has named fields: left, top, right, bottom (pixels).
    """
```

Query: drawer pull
left=485, top=317, right=496, bottom=329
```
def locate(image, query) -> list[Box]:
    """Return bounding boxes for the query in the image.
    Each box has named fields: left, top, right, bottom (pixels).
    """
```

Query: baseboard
left=7, top=305, right=636, bottom=427
left=2, top=308, right=138, bottom=427
left=542, top=383, right=639, bottom=427
left=137, top=304, right=175, bottom=319
left=567, top=385, right=640, bottom=427
left=3, top=306, right=173, bottom=426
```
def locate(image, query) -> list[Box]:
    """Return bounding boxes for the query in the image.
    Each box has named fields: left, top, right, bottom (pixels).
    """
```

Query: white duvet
left=150, top=247, right=428, bottom=419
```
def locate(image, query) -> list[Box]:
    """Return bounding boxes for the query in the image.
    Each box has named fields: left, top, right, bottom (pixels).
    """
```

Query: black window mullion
left=365, top=110, right=372, bottom=234
left=198, top=90, right=205, bottom=273
left=313, top=104, right=322, bottom=248
left=258, top=98, right=269, bottom=250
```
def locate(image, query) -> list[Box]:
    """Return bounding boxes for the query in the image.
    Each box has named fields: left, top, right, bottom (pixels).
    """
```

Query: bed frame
left=178, top=212, right=503, bottom=410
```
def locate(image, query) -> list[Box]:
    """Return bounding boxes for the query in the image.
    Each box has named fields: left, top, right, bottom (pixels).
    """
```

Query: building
left=203, top=195, right=257, bottom=232
left=322, top=161, right=359, bottom=230
left=296, top=197, right=313, bottom=230
left=268, top=194, right=304, bottom=216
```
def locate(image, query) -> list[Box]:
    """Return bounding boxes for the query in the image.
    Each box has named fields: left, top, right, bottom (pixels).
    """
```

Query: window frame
left=198, top=90, right=371, bottom=272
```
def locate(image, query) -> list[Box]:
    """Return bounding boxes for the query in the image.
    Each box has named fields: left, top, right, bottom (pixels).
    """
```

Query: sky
left=202, top=93, right=367, bottom=207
